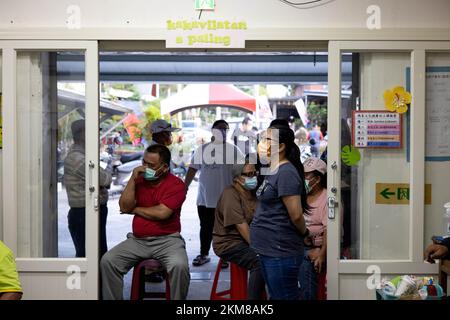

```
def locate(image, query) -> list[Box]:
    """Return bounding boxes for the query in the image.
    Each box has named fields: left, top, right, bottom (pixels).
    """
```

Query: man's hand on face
left=424, top=244, right=449, bottom=263
left=132, top=165, right=147, bottom=180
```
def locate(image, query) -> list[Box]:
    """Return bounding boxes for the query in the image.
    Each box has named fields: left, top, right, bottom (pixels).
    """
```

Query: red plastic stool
left=210, top=259, right=248, bottom=300
left=130, top=259, right=171, bottom=300
left=317, top=272, right=327, bottom=300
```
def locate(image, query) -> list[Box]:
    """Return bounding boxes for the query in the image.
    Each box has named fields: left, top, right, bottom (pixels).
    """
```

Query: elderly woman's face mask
left=243, top=176, right=258, bottom=190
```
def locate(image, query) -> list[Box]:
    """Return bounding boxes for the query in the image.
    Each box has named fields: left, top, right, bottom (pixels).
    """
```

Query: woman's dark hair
left=270, top=124, right=311, bottom=214
left=212, top=119, right=229, bottom=129
left=313, top=171, right=327, bottom=189
left=242, top=117, right=252, bottom=125
left=269, top=118, right=289, bottom=128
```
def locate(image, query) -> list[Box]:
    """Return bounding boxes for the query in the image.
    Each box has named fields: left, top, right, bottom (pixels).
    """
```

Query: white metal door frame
left=1, top=40, right=99, bottom=299
left=327, top=41, right=450, bottom=299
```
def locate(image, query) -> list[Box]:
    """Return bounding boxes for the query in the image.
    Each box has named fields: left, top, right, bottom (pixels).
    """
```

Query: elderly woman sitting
left=212, top=158, right=265, bottom=300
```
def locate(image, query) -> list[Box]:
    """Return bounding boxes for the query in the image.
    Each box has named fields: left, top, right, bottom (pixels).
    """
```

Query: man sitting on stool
left=101, top=144, right=190, bottom=300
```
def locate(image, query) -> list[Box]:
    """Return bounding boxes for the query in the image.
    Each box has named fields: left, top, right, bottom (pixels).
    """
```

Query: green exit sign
left=195, top=0, right=215, bottom=10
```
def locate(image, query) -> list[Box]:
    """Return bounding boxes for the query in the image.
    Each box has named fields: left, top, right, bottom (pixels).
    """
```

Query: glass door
left=327, top=41, right=450, bottom=300
left=1, top=41, right=99, bottom=299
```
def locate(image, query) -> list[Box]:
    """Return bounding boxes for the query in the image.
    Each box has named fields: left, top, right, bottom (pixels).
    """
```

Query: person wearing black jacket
left=425, top=237, right=450, bottom=262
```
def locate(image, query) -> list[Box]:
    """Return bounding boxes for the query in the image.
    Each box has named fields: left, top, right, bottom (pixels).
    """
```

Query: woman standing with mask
left=212, top=156, right=266, bottom=299
left=299, top=157, right=328, bottom=300
left=250, top=124, right=310, bottom=300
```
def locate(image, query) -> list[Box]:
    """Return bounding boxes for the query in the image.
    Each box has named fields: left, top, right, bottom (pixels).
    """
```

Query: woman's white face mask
left=257, top=139, right=271, bottom=163
left=305, top=175, right=319, bottom=194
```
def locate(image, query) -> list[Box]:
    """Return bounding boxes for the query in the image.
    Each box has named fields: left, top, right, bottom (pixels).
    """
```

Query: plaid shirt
left=64, top=144, right=112, bottom=207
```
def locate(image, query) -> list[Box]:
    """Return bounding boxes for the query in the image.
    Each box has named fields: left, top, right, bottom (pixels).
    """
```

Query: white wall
left=0, top=0, right=449, bottom=39
left=0, top=54, right=2, bottom=241
left=358, top=52, right=411, bottom=260
left=424, top=52, right=450, bottom=250
left=357, top=51, right=450, bottom=261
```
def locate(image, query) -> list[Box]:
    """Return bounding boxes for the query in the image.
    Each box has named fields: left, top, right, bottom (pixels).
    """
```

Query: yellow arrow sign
left=375, top=183, right=432, bottom=205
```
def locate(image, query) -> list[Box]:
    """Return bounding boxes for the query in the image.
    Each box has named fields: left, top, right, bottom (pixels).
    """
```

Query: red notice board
left=352, top=111, right=403, bottom=149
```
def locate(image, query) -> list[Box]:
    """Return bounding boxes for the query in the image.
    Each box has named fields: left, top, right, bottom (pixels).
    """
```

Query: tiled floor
left=58, top=180, right=230, bottom=300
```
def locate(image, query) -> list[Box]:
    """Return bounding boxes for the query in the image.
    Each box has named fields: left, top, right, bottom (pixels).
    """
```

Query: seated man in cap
left=64, top=119, right=112, bottom=258
left=0, top=241, right=23, bottom=300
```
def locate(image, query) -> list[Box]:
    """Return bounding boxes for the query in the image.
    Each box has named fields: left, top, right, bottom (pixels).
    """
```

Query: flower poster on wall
left=383, top=86, right=411, bottom=114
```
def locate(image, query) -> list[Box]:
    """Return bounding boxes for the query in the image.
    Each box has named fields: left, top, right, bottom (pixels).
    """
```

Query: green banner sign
left=195, top=0, right=215, bottom=10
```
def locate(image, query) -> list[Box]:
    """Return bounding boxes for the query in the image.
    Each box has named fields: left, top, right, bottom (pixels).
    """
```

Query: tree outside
left=307, top=101, right=327, bottom=127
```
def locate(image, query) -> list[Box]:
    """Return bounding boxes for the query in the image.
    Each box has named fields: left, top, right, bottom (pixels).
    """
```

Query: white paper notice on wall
left=352, top=111, right=403, bottom=149
left=165, top=19, right=247, bottom=49
left=424, top=68, right=450, bottom=160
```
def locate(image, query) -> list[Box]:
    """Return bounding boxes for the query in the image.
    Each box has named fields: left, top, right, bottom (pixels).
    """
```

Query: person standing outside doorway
left=307, top=125, right=323, bottom=158
left=149, top=119, right=180, bottom=147
left=64, top=119, right=112, bottom=258
left=149, top=119, right=181, bottom=171
left=231, top=116, right=256, bottom=156
left=185, top=120, right=244, bottom=267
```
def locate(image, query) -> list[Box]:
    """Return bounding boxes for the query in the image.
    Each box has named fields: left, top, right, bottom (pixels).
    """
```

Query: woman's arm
left=235, top=222, right=251, bottom=244
left=313, top=229, right=327, bottom=274
left=282, top=195, right=308, bottom=235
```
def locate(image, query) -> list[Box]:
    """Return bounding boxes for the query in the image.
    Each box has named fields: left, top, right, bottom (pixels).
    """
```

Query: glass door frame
left=1, top=40, right=99, bottom=299
left=327, top=41, right=450, bottom=299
